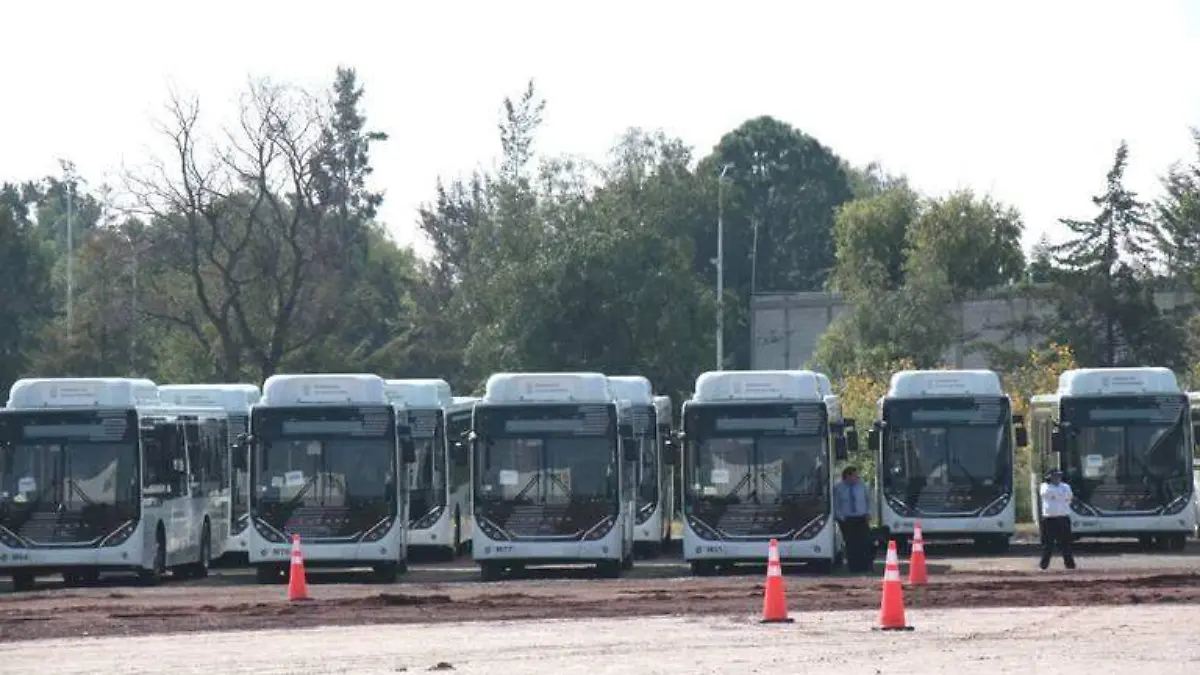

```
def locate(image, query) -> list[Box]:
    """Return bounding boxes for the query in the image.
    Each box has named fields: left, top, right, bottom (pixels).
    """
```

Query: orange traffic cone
left=287, top=534, right=311, bottom=602
left=908, top=521, right=928, bottom=586
left=876, top=540, right=913, bottom=631
left=760, top=538, right=793, bottom=623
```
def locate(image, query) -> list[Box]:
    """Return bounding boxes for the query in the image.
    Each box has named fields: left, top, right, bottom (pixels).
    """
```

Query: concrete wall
left=750, top=287, right=1193, bottom=370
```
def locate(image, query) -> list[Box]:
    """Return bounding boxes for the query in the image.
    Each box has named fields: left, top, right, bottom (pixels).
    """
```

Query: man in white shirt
left=1038, top=469, right=1076, bottom=570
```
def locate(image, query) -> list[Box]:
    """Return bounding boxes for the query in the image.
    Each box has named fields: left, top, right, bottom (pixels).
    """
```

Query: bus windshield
left=405, top=408, right=447, bottom=526
left=624, top=404, right=659, bottom=523
left=1062, top=394, right=1191, bottom=513
left=0, top=410, right=139, bottom=545
left=684, top=402, right=829, bottom=538
left=472, top=403, right=618, bottom=539
left=881, top=396, right=1011, bottom=515
left=251, top=405, right=397, bottom=540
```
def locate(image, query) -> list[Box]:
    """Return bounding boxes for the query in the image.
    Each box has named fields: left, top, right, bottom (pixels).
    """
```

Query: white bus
left=867, top=370, right=1024, bottom=554
left=384, top=379, right=472, bottom=560
left=680, top=370, right=854, bottom=575
left=1030, top=367, right=1194, bottom=551
left=0, top=377, right=230, bottom=590
left=653, top=394, right=679, bottom=553
left=471, top=372, right=636, bottom=581
left=159, top=383, right=261, bottom=562
left=243, top=373, right=414, bottom=583
left=607, top=376, right=678, bottom=558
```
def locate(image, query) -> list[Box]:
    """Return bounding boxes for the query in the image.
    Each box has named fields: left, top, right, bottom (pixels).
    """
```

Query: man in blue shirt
left=834, top=465, right=873, bottom=573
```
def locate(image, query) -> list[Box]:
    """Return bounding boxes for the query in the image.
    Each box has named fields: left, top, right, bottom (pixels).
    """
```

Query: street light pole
left=716, top=163, right=733, bottom=371
left=121, top=231, right=138, bottom=371
left=66, top=179, right=74, bottom=341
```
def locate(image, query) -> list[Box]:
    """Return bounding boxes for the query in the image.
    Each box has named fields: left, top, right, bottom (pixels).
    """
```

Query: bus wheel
left=139, top=531, right=166, bottom=586
left=63, top=571, right=83, bottom=588
left=254, top=565, right=281, bottom=584
left=479, top=562, right=503, bottom=582
left=372, top=562, right=400, bottom=583
left=11, top=573, right=35, bottom=592
left=596, top=560, right=622, bottom=579
left=185, top=522, right=212, bottom=580
left=1167, top=534, right=1187, bottom=552
left=689, top=561, right=716, bottom=577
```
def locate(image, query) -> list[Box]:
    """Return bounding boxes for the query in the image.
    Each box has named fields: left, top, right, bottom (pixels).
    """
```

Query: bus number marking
left=494, top=545, right=514, bottom=553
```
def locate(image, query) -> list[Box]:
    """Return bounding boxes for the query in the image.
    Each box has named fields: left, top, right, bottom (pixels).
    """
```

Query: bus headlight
left=476, top=516, right=510, bottom=542
left=635, top=502, right=656, bottom=525
left=1070, top=501, right=1099, bottom=517
left=100, top=520, right=138, bottom=548
left=230, top=513, right=250, bottom=536
left=411, top=505, right=445, bottom=530
left=252, top=517, right=288, bottom=543
left=794, top=514, right=828, bottom=540
left=0, top=526, right=26, bottom=549
left=982, top=493, right=1011, bottom=517
left=1162, top=495, right=1190, bottom=516
left=686, top=516, right=720, bottom=541
left=361, top=516, right=396, bottom=542
left=583, top=516, right=615, bottom=541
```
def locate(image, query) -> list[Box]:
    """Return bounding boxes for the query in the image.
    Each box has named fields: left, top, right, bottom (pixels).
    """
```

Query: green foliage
left=3, top=69, right=1200, bottom=434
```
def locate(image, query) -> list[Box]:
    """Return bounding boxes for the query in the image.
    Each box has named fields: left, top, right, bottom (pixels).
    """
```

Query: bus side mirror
left=451, top=440, right=468, bottom=465
left=401, top=438, right=417, bottom=464
left=834, top=435, right=848, bottom=462
left=845, top=424, right=860, bottom=454
left=867, top=428, right=880, bottom=451
left=1015, top=426, right=1029, bottom=448
left=621, top=437, right=638, bottom=463
left=1050, top=428, right=1065, bottom=456
left=1012, top=414, right=1025, bottom=426
left=663, top=437, right=680, bottom=466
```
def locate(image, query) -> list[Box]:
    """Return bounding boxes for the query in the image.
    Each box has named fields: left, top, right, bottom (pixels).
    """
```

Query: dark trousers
left=1039, top=516, right=1076, bottom=569
left=839, top=516, right=873, bottom=573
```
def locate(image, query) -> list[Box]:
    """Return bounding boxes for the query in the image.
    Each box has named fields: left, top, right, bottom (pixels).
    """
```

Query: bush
left=829, top=344, right=1076, bottom=524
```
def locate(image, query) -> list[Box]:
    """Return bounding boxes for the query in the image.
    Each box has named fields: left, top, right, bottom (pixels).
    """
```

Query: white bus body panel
left=681, top=517, right=840, bottom=562
left=472, top=518, right=626, bottom=563
left=1, top=378, right=224, bottom=576
left=159, top=383, right=260, bottom=557
left=1033, top=370, right=1191, bottom=540
left=880, top=369, right=1014, bottom=538
left=250, top=373, right=405, bottom=567
left=682, top=370, right=837, bottom=564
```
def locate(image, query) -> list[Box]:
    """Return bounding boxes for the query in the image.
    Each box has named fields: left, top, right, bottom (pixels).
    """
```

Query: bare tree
left=128, top=79, right=351, bottom=380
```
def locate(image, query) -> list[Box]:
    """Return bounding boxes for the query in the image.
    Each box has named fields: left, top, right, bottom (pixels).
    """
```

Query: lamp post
left=716, top=163, right=733, bottom=371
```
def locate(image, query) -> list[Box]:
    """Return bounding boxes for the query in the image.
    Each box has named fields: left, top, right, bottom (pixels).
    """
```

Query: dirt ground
left=4, top=605, right=1199, bottom=674
left=2, top=566, right=1199, bottom=643
left=2, top=540, right=1199, bottom=644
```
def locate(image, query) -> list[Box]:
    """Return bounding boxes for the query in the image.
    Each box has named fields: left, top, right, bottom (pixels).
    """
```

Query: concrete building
left=750, top=286, right=1193, bottom=371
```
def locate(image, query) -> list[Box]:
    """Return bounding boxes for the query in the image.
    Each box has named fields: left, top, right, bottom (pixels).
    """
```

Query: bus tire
left=452, top=507, right=462, bottom=556
left=11, top=572, right=35, bottom=592
left=139, top=528, right=166, bottom=586
left=596, top=560, right=622, bottom=578
left=185, top=521, right=212, bottom=580
left=1167, top=533, right=1187, bottom=552
left=479, top=562, right=503, bottom=582
left=255, top=565, right=282, bottom=584
left=372, top=562, right=400, bottom=583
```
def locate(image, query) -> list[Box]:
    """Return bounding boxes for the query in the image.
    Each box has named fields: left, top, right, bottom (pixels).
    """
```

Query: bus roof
left=139, top=403, right=229, bottom=422
left=692, top=370, right=823, bottom=403
left=484, top=372, right=611, bottom=404
left=887, top=370, right=1003, bottom=398
left=7, top=377, right=161, bottom=410
left=1057, top=367, right=1179, bottom=397
left=653, top=395, right=672, bottom=421
left=607, top=376, right=653, bottom=405
left=261, top=373, right=388, bottom=406
left=383, top=378, right=453, bottom=408
left=794, top=370, right=833, bottom=396
left=159, top=384, right=260, bottom=411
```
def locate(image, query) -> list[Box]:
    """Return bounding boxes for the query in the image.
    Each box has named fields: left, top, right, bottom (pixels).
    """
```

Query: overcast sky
left=3, top=0, right=1198, bottom=257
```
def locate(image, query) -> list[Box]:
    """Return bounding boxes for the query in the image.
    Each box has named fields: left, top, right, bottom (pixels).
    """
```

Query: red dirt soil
left=2, top=569, right=1198, bottom=643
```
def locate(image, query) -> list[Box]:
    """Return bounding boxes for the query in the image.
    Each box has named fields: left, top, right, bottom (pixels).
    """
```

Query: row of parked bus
left=0, top=365, right=1195, bottom=589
